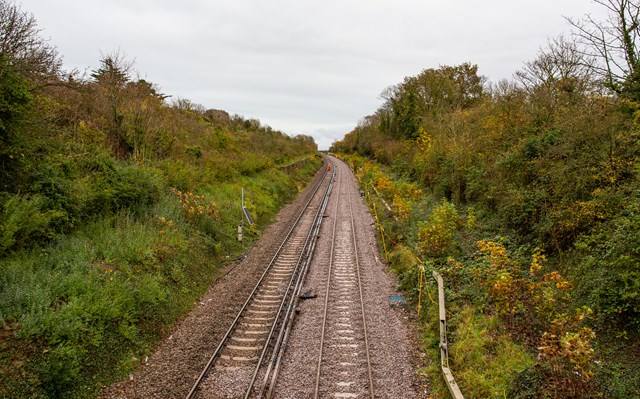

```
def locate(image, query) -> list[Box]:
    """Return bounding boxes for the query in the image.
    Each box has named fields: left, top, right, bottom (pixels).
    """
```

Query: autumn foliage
left=333, top=8, right=640, bottom=395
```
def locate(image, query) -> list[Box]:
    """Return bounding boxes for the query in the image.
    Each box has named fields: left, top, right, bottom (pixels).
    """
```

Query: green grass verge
left=0, top=156, right=322, bottom=399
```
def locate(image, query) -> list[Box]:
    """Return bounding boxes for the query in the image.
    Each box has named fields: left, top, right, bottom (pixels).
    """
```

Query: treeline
left=0, top=3, right=317, bottom=254
left=333, top=1, right=639, bottom=398
left=0, top=1, right=319, bottom=398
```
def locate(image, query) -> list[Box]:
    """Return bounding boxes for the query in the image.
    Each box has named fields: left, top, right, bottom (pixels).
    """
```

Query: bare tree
left=567, top=0, right=640, bottom=97
left=516, top=36, right=596, bottom=94
left=0, top=0, right=61, bottom=81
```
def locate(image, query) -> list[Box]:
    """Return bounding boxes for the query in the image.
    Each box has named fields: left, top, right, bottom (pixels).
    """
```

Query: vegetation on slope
left=333, top=2, right=640, bottom=397
left=0, top=1, right=320, bottom=397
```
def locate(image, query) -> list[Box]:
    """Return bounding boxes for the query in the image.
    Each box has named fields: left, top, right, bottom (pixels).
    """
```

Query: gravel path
left=273, top=156, right=430, bottom=399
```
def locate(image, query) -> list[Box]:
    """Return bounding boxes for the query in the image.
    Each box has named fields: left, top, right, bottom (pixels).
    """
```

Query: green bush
left=573, top=196, right=640, bottom=334
left=39, top=343, right=82, bottom=398
left=86, top=164, right=163, bottom=215
left=0, top=193, right=64, bottom=253
left=417, top=199, right=462, bottom=258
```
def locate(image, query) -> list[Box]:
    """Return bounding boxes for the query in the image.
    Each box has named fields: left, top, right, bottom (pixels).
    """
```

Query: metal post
left=239, top=188, right=244, bottom=248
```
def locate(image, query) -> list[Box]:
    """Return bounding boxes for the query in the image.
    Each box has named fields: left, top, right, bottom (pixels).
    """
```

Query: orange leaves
left=172, top=188, right=220, bottom=221
left=475, top=241, right=571, bottom=321
left=156, top=216, right=174, bottom=229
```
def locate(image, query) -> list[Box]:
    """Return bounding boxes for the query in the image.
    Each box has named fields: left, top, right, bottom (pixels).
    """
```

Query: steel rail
left=347, top=170, right=375, bottom=398
left=313, top=161, right=342, bottom=399
left=244, top=162, right=335, bottom=399
left=185, top=160, right=331, bottom=399
left=259, top=161, right=336, bottom=399
left=313, top=158, right=375, bottom=399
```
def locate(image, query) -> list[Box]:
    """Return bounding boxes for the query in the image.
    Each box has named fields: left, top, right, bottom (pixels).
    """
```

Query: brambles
left=475, top=241, right=573, bottom=327
left=536, top=308, right=596, bottom=398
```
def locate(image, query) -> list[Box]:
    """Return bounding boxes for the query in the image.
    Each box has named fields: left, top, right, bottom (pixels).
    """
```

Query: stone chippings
left=273, top=157, right=431, bottom=399
left=100, top=159, right=431, bottom=399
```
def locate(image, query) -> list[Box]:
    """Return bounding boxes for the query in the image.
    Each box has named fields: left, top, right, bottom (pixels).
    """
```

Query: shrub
left=417, top=199, right=462, bottom=258
left=86, top=164, right=163, bottom=214
left=513, top=308, right=597, bottom=399
left=0, top=193, right=63, bottom=253
left=573, top=196, right=640, bottom=333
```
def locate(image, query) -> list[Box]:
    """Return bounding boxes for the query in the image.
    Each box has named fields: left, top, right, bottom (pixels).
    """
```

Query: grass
left=0, top=156, right=322, bottom=398
left=450, top=306, right=533, bottom=399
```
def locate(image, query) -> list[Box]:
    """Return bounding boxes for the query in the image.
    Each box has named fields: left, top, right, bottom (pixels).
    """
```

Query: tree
left=0, top=0, right=60, bottom=82
left=122, top=79, right=172, bottom=163
left=568, top=0, right=640, bottom=99
left=378, top=63, right=485, bottom=139
left=0, top=56, right=31, bottom=140
left=91, top=52, right=133, bottom=158
left=516, top=36, right=595, bottom=95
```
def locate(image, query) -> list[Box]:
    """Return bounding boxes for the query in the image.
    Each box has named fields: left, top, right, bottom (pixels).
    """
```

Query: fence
left=432, top=270, right=465, bottom=399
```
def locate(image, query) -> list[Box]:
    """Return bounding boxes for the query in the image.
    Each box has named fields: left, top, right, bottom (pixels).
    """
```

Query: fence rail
left=432, top=270, right=464, bottom=399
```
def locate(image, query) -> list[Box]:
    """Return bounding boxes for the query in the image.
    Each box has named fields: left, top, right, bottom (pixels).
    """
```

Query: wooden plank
left=442, top=366, right=465, bottom=399
left=432, top=271, right=446, bottom=321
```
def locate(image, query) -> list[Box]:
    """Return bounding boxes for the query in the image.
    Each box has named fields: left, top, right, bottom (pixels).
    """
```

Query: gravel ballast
left=273, top=156, right=430, bottom=398
left=101, top=157, right=431, bottom=398
left=100, top=167, right=328, bottom=399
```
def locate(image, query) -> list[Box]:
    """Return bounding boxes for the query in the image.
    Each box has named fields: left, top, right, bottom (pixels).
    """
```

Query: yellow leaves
left=466, top=207, right=476, bottom=228
left=477, top=240, right=513, bottom=274
left=375, top=175, right=393, bottom=197
left=529, top=248, right=546, bottom=276
left=418, top=200, right=462, bottom=258
left=477, top=240, right=507, bottom=258
left=392, top=194, right=411, bottom=220
left=416, top=127, right=433, bottom=152
left=418, top=222, right=454, bottom=258
left=156, top=216, right=174, bottom=228
left=475, top=242, right=573, bottom=323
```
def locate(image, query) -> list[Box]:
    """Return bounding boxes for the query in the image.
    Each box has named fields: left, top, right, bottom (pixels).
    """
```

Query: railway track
left=185, top=159, right=335, bottom=399
left=314, top=160, right=374, bottom=399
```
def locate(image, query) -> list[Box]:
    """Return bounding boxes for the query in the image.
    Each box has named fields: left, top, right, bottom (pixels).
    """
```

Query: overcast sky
left=21, top=0, right=609, bottom=149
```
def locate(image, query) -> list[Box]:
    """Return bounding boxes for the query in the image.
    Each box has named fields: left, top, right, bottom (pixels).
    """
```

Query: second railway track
left=314, top=159, right=374, bottom=399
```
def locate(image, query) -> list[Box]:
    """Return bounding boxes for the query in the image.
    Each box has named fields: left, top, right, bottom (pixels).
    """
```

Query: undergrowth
left=0, top=156, right=321, bottom=399
left=342, top=153, right=639, bottom=399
